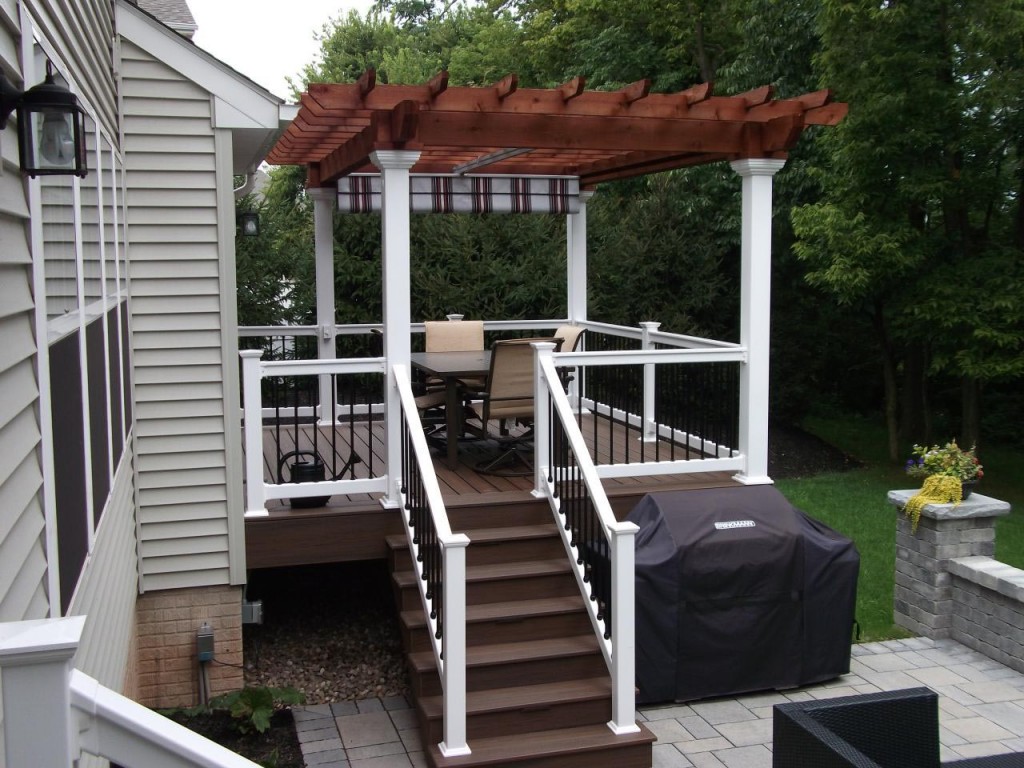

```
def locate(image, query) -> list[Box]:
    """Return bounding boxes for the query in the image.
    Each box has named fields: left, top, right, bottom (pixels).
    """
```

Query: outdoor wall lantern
left=0, top=61, right=88, bottom=178
left=238, top=211, right=260, bottom=237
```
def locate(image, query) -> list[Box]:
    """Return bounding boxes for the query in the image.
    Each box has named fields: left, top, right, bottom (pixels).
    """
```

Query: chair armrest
left=773, top=688, right=941, bottom=768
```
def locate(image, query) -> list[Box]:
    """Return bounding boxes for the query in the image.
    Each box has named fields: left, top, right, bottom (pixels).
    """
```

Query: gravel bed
left=242, top=560, right=409, bottom=704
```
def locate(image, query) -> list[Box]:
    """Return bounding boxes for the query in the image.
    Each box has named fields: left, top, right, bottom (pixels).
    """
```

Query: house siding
left=120, top=39, right=237, bottom=591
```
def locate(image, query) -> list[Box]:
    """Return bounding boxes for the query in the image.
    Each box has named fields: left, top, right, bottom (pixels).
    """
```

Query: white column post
left=532, top=342, right=557, bottom=496
left=730, top=159, right=786, bottom=485
left=439, top=534, right=471, bottom=758
left=567, top=190, right=593, bottom=325
left=0, top=616, right=86, bottom=767
left=372, top=150, right=421, bottom=508
left=241, top=350, right=269, bottom=517
left=608, top=523, right=640, bottom=735
left=311, top=188, right=337, bottom=424
left=640, top=322, right=660, bottom=442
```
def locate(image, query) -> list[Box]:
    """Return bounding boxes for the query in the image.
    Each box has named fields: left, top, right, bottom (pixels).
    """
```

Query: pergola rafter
left=266, top=70, right=847, bottom=187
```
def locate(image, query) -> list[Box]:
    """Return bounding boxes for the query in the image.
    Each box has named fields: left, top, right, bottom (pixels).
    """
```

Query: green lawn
left=773, top=414, right=1024, bottom=641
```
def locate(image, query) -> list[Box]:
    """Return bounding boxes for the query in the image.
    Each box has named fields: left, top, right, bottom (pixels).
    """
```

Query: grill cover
left=629, top=486, right=859, bottom=704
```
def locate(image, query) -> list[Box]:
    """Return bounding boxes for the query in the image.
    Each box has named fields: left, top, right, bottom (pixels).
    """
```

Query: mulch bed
left=165, top=709, right=304, bottom=767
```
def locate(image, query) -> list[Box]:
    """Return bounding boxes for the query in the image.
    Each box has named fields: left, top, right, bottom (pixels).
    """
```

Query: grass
left=774, top=413, right=1024, bottom=642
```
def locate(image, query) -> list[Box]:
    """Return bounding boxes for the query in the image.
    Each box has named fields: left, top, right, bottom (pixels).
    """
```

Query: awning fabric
left=337, top=175, right=580, bottom=214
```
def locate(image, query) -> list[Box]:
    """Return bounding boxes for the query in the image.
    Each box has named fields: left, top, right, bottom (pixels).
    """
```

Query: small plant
left=905, top=440, right=983, bottom=483
left=206, top=685, right=306, bottom=734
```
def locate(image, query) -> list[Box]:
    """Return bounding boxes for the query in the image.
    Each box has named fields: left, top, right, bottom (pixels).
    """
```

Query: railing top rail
left=553, top=346, right=747, bottom=367
left=393, top=364, right=460, bottom=543
left=246, top=354, right=387, bottom=377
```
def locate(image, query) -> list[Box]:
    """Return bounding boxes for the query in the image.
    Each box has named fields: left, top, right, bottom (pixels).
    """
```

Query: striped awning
left=337, top=175, right=580, bottom=214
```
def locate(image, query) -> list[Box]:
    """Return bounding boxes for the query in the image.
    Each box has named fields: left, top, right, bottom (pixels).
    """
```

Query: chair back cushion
left=425, top=320, right=484, bottom=352
left=485, top=337, right=560, bottom=420
left=554, top=324, right=585, bottom=352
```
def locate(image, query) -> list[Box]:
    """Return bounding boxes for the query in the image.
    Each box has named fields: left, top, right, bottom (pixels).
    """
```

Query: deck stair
left=388, top=496, right=655, bottom=768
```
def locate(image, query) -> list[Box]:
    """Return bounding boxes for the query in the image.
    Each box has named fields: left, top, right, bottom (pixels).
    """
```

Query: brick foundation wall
left=135, top=585, right=243, bottom=708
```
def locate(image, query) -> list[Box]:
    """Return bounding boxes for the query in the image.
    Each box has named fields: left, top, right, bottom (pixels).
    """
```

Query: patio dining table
left=410, top=350, right=491, bottom=469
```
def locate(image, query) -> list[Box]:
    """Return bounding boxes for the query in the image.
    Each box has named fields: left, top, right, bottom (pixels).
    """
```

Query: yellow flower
left=904, top=475, right=962, bottom=532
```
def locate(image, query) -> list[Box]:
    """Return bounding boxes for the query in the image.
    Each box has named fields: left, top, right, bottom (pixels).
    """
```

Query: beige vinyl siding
left=0, top=9, right=48, bottom=625
left=121, top=40, right=234, bottom=591
left=69, top=455, right=137, bottom=686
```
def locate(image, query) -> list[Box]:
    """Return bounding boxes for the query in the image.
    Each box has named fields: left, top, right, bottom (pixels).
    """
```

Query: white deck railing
left=393, top=365, right=470, bottom=758
left=0, top=617, right=260, bottom=768
left=531, top=342, right=641, bottom=735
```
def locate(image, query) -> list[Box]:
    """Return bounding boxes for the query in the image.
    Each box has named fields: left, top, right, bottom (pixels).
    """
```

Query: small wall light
left=238, top=211, right=260, bottom=237
left=1, top=61, right=88, bottom=178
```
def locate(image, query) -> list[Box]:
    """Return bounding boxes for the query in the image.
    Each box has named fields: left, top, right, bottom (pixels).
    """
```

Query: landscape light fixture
left=239, top=211, right=260, bottom=237
left=0, top=61, right=88, bottom=178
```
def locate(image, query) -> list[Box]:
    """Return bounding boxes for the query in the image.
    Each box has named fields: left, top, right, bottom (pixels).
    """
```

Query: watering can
left=277, top=450, right=331, bottom=508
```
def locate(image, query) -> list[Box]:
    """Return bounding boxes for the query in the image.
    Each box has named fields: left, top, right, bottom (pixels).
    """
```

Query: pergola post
left=731, top=158, right=786, bottom=485
left=372, top=150, right=421, bottom=508
left=567, top=190, right=593, bottom=325
left=311, top=187, right=337, bottom=424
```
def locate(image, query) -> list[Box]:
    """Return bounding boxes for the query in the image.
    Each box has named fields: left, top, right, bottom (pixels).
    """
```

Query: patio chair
left=773, top=687, right=1024, bottom=767
left=419, top=319, right=486, bottom=437
left=553, top=324, right=586, bottom=391
left=463, top=336, right=562, bottom=476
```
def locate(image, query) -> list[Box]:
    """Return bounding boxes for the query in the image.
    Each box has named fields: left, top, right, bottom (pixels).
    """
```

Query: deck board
left=245, top=414, right=739, bottom=568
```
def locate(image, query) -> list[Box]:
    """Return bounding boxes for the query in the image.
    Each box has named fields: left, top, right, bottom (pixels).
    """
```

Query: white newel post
left=730, top=158, right=785, bottom=485
left=311, top=188, right=337, bottom=424
left=0, top=616, right=86, bottom=767
left=440, top=534, right=471, bottom=758
left=372, top=150, right=421, bottom=508
left=532, top=342, right=557, bottom=496
left=241, top=350, right=268, bottom=517
left=640, top=322, right=660, bottom=442
left=609, top=522, right=640, bottom=735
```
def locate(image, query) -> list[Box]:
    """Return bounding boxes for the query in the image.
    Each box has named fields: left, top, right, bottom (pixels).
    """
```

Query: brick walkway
left=291, top=636, right=1024, bottom=768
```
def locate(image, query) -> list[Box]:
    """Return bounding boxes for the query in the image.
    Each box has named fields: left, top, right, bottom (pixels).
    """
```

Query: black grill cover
left=629, top=486, right=859, bottom=704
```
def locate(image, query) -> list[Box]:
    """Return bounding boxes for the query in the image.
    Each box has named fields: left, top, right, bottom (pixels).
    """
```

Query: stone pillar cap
left=887, top=489, right=1011, bottom=520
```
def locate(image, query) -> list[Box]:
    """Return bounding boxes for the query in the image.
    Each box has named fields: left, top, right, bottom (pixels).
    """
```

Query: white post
left=640, top=322, right=660, bottom=442
left=532, top=342, right=557, bottom=496
left=439, top=534, right=471, bottom=758
left=730, top=159, right=785, bottom=485
left=311, top=188, right=337, bottom=425
left=567, top=190, right=593, bottom=324
left=241, top=350, right=269, bottom=517
left=608, top=524, right=640, bottom=735
left=372, top=150, right=421, bottom=508
left=0, top=616, right=86, bottom=767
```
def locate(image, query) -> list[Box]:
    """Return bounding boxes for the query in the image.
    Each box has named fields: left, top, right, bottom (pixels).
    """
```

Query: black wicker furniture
left=773, top=687, right=1024, bottom=767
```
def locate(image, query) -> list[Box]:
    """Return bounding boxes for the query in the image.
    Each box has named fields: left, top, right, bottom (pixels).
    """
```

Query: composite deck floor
left=254, top=413, right=739, bottom=515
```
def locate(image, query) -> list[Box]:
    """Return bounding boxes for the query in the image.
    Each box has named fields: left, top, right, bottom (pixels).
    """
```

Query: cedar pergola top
left=266, top=70, right=847, bottom=188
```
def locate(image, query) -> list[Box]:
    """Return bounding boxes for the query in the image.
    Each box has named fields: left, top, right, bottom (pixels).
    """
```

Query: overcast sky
left=189, top=0, right=375, bottom=100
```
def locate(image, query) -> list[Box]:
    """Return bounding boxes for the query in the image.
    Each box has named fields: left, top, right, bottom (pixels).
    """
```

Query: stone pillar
left=887, top=490, right=1011, bottom=638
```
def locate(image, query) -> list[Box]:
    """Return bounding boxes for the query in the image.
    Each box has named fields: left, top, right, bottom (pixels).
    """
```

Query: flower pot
left=961, top=480, right=978, bottom=500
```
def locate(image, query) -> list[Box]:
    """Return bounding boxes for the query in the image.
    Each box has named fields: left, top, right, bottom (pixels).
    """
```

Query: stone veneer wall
left=888, top=491, right=1019, bottom=670
left=135, top=585, right=243, bottom=708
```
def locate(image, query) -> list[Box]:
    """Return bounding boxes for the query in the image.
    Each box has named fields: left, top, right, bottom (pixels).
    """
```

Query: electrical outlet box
left=197, top=623, right=214, bottom=662
left=241, top=599, right=263, bottom=625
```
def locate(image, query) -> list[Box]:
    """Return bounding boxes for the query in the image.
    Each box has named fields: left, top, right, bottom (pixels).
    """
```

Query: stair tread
left=463, top=523, right=559, bottom=543
left=420, top=677, right=611, bottom=719
left=402, top=595, right=586, bottom=630
left=394, top=558, right=572, bottom=589
left=409, top=634, right=601, bottom=672
left=430, top=722, right=656, bottom=767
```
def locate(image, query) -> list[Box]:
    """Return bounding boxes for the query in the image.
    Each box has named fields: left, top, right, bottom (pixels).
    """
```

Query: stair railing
left=392, top=364, right=471, bottom=758
left=531, top=342, right=641, bottom=736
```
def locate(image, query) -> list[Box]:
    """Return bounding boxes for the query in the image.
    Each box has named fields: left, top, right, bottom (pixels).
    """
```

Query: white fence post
left=640, top=322, right=660, bottom=442
left=0, top=616, right=86, bottom=767
left=240, top=350, right=269, bottom=517
left=532, top=342, right=556, bottom=497
left=439, top=535, right=472, bottom=758
left=608, top=523, right=641, bottom=735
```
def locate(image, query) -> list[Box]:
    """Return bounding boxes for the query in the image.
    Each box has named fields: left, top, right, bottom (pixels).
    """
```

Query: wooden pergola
left=265, top=72, right=847, bottom=502
left=268, top=71, right=846, bottom=186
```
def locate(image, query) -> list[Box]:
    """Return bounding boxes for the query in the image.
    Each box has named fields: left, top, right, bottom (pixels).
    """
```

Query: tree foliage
left=241, top=0, right=1024, bottom=451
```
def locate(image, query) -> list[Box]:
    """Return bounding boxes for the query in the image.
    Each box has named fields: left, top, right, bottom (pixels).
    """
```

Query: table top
left=409, top=350, right=491, bottom=377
